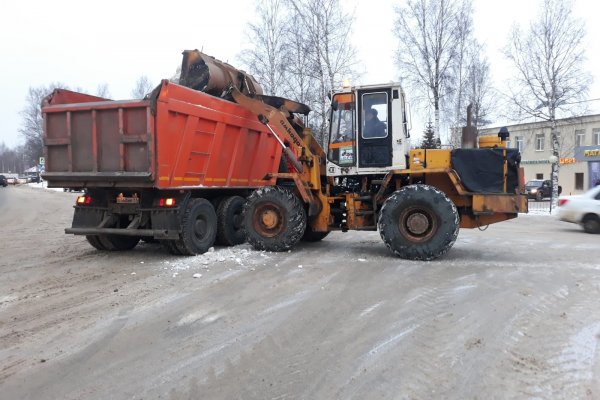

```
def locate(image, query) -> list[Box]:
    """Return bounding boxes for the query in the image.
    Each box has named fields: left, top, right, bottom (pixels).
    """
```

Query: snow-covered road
left=1, top=185, right=599, bottom=399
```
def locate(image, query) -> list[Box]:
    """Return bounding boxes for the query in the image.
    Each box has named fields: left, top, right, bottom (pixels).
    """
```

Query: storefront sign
left=560, top=157, right=577, bottom=165
left=575, top=146, right=600, bottom=162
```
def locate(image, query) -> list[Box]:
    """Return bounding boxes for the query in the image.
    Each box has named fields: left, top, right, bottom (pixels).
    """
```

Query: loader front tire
left=243, top=186, right=306, bottom=252
left=216, top=195, right=246, bottom=246
left=378, top=184, right=459, bottom=261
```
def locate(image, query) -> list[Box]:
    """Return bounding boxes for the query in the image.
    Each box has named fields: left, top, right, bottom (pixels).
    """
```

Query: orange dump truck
left=43, top=80, right=284, bottom=254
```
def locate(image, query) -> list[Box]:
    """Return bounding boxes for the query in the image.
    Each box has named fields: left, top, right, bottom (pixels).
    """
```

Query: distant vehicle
left=27, top=174, right=41, bottom=183
left=525, top=179, right=562, bottom=200
left=6, top=176, right=16, bottom=185
left=557, top=185, right=600, bottom=233
left=0, top=175, right=7, bottom=187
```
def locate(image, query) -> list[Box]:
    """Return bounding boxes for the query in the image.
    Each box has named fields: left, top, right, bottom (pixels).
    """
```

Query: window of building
left=515, top=136, right=524, bottom=152
left=536, top=173, right=544, bottom=179
left=575, top=129, right=586, bottom=147
left=575, top=172, right=584, bottom=190
left=593, top=128, right=600, bottom=146
left=535, top=134, right=545, bottom=151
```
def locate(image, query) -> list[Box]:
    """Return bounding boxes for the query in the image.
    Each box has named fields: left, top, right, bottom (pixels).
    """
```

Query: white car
left=557, top=185, right=600, bottom=233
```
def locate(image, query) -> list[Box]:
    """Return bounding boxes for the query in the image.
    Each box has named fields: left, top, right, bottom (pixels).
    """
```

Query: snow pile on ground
left=27, top=182, right=68, bottom=192
left=162, top=244, right=271, bottom=275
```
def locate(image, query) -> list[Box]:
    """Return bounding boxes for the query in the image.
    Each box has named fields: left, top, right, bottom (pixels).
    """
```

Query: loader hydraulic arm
left=229, top=86, right=311, bottom=173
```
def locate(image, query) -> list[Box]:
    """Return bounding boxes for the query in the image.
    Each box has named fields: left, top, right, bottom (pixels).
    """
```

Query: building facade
left=480, top=114, right=600, bottom=195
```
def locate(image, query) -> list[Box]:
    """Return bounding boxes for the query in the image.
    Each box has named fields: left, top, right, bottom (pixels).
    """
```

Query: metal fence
left=527, top=199, right=552, bottom=213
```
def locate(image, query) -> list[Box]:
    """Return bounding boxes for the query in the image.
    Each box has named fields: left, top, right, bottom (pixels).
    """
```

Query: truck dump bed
left=43, top=80, right=282, bottom=189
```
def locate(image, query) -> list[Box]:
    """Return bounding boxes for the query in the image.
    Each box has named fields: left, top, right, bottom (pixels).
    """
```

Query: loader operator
left=363, top=108, right=386, bottom=138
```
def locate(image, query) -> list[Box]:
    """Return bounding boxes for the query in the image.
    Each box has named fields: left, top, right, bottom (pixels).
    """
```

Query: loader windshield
left=328, top=93, right=356, bottom=166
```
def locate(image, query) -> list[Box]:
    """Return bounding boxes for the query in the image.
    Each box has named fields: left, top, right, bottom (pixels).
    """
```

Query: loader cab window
left=328, top=93, right=356, bottom=166
left=361, top=92, right=388, bottom=139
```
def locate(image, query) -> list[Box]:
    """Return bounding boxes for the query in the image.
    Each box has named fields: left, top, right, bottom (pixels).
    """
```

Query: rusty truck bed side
left=42, top=81, right=282, bottom=189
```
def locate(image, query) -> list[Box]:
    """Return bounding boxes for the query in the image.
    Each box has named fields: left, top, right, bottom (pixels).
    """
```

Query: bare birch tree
left=504, top=0, right=591, bottom=208
left=287, top=0, right=359, bottom=145
left=394, top=0, right=473, bottom=142
left=96, top=83, right=111, bottom=99
left=447, top=40, right=496, bottom=147
left=467, top=46, right=495, bottom=128
left=239, top=0, right=289, bottom=96
left=19, top=83, right=68, bottom=167
left=240, top=0, right=358, bottom=145
left=131, top=76, right=154, bottom=99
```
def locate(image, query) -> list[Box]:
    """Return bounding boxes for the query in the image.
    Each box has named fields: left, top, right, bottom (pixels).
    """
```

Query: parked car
left=525, top=179, right=562, bottom=200
left=0, top=175, right=7, bottom=187
left=28, top=175, right=41, bottom=183
left=557, top=185, right=600, bottom=233
left=6, top=176, right=16, bottom=185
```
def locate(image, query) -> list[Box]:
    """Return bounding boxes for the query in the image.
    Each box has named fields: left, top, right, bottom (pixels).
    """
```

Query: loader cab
left=326, top=83, right=410, bottom=177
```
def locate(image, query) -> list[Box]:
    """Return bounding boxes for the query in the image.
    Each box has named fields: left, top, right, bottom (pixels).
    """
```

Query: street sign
left=39, top=157, right=45, bottom=165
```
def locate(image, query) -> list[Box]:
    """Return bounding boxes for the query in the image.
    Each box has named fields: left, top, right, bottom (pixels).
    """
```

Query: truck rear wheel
left=86, top=235, right=107, bottom=250
left=85, top=235, right=139, bottom=251
left=103, top=235, right=140, bottom=251
left=243, top=186, right=306, bottom=252
left=175, top=198, right=217, bottom=255
left=378, top=185, right=459, bottom=261
left=161, top=240, right=183, bottom=255
left=216, top=195, right=246, bottom=246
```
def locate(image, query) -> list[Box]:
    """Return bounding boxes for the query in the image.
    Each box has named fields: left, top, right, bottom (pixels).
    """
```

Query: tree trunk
left=550, top=121, right=560, bottom=211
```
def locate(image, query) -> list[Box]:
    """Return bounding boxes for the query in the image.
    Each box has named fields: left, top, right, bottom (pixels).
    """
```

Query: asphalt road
left=1, top=185, right=599, bottom=399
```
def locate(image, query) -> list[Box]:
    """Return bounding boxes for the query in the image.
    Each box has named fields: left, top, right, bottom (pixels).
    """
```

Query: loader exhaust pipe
left=179, top=50, right=263, bottom=97
left=461, top=103, right=478, bottom=149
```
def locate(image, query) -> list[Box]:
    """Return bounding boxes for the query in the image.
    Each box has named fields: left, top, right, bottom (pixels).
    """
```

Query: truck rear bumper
left=66, top=227, right=179, bottom=239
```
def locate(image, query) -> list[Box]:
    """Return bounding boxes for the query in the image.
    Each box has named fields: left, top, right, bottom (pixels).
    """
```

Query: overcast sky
left=1, top=0, right=599, bottom=148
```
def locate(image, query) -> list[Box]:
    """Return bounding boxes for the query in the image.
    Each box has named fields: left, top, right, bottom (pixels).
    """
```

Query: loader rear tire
left=378, top=184, right=459, bottom=261
left=301, top=225, right=330, bottom=242
left=243, top=186, right=306, bottom=252
left=216, top=195, right=246, bottom=246
left=175, top=198, right=217, bottom=255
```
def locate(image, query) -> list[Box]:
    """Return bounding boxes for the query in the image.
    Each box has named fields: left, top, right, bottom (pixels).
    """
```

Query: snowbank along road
left=1, top=185, right=599, bottom=399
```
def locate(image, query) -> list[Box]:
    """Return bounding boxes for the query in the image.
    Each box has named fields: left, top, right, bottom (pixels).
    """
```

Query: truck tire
left=86, top=235, right=107, bottom=250
left=103, top=235, right=140, bottom=251
left=582, top=214, right=600, bottom=234
left=85, top=235, right=139, bottom=251
left=161, top=240, right=184, bottom=255
left=243, top=186, right=306, bottom=252
left=174, top=198, right=217, bottom=255
left=301, top=225, right=330, bottom=242
left=378, top=184, right=459, bottom=261
left=216, top=195, right=246, bottom=246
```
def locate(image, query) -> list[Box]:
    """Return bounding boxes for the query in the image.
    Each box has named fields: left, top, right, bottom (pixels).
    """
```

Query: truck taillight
left=159, top=198, right=176, bottom=207
left=558, top=199, right=569, bottom=207
left=76, top=195, right=92, bottom=205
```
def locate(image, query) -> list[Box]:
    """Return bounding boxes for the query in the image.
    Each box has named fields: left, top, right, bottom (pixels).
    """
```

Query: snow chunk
left=192, top=273, right=202, bottom=278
